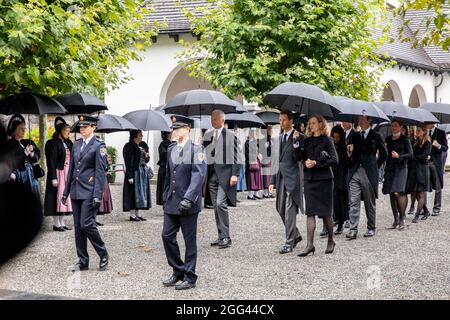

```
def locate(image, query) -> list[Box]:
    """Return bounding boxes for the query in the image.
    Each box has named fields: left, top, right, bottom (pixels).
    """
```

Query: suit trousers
left=276, top=176, right=301, bottom=247
left=162, top=213, right=198, bottom=284
left=208, top=171, right=230, bottom=239
left=71, top=199, right=108, bottom=265
left=348, top=167, right=376, bottom=231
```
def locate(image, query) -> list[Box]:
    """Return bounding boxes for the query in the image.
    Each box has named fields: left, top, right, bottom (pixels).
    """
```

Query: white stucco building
left=104, top=1, right=450, bottom=180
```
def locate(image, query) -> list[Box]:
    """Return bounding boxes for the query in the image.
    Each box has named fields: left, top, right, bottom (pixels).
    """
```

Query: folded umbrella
left=420, top=103, right=450, bottom=124
left=373, top=101, right=422, bottom=125
left=123, top=109, right=172, bottom=132
left=334, top=97, right=390, bottom=124
left=55, top=92, right=107, bottom=114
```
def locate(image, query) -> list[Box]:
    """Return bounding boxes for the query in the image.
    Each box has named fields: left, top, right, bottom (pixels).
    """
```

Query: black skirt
left=304, top=179, right=333, bottom=217
left=383, top=167, right=407, bottom=194
left=406, top=162, right=430, bottom=193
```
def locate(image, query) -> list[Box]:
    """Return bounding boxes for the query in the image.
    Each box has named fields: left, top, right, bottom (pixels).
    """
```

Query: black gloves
left=61, top=195, right=68, bottom=206
left=178, top=199, right=192, bottom=215
left=93, top=198, right=101, bottom=209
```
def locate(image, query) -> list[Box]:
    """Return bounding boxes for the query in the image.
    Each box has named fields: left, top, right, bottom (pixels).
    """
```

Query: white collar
left=177, top=137, right=190, bottom=149
left=361, top=127, right=371, bottom=138
left=283, top=128, right=294, bottom=137
left=82, top=134, right=94, bottom=145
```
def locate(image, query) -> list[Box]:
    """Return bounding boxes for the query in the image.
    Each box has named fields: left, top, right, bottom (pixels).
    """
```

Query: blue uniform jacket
left=64, top=137, right=107, bottom=200
left=163, top=140, right=207, bottom=215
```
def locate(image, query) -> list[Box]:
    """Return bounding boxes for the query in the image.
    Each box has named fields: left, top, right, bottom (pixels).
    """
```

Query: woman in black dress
left=383, top=120, right=413, bottom=230
left=44, top=117, right=73, bottom=231
left=123, top=130, right=152, bottom=221
left=156, top=131, right=172, bottom=206
left=406, top=125, right=432, bottom=223
left=330, top=125, right=349, bottom=235
left=298, top=115, right=338, bottom=257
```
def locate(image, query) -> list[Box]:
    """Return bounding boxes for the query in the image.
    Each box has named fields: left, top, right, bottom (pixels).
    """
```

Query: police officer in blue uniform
left=162, top=117, right=207, bottom=290
left=62, top=115, right=109, bottom=271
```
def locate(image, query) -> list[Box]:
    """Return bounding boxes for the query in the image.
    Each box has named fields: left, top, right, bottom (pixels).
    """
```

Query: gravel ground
left=1, top=178, right=449, bottom=300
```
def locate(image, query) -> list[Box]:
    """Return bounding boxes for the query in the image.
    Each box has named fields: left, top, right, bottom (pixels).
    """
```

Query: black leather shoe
left=218, top=238, right=232, bottom=249
left=210, top=239, right=220, bottom=246
left=279, top=245, right=293, bottom=254
left=129, top=216, right=140, bottom=222
left=62, top=226, right=72, bottom=231
left=69, top=262, right=89, bottom=272
left=363, top=229, right=376, bottom=238
left=334, top=226, right=344, bottom=235
left=99, top=256, right=109, bottom=271
left=293, top=236, right=303, bottom=248
left=163, top=275, right=182, bottom=287
left=298, top=246, right=315, bottom=257
left=346, top=230, right=357, bottom=240
left=422, top=211, right=431, bottom=220
left=175, top=280, right=196, bottom=290
left=137, top=216, right=147, bottom=221
left=205, top=205, right=214, bottom=209
left=431, top=212, right=440, bottom=216
left=53, top=226, right=65, bottom=232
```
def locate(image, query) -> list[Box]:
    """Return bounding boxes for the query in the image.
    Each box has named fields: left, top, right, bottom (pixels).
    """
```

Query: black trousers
left=71, top=199, right=108, bottom=266
left=333, top=188, right=349, bottom=227
left=162, top=213, right=198, bottom=284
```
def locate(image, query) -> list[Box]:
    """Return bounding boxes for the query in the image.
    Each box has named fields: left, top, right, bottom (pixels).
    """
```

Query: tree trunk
left=38, top=115, right=47, bottom=205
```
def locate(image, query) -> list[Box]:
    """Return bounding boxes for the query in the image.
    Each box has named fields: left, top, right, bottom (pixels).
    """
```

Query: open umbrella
left=263, top=82, right=340, bottom=119
left=231, top=100, right=247, bottom=113
left=411, top=108, right=439, bottom=124
left=54, top=92, right=108, bottom=114
left=162, top=89, right=237, bottom=116
left=0, top=92, right=67, bottom=115
left=225, top=112, right=266, bottom=128
left=71, top=114, right=137, bottom=133
left=333, top=97, right=389, bottom=124
left=420, top=103, right=450, bottom=123
left=123, top=109, right=172, bottom=132
left=373, top=101, right=422, bottom=125
left=438, top=124, right=450, bottom=133
left=256, top=111, right=280, bottom=125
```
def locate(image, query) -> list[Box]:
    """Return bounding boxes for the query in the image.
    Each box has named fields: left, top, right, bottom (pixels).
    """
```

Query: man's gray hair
left=212, top=109, right=225, bottom=121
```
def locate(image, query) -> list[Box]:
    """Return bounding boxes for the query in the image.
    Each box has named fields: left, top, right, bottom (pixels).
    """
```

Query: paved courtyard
left=1, top=178, right=449, bottom=300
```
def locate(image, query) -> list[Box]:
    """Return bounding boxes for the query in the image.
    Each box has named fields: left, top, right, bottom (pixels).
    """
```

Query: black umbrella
left=0, top=92, right=67, bottom=115
left=333, top=97, right=390, bottom=124
left=256, top=111, right=280, bottom=125
left=71, top=114, right=137, bottom=133
left=123, top=109, right=172, bottom=132
left=54, top=92, right=108, bottom=114
left=225, top=112, right=266, bottom=128
left=373, top=101, right=422, bottom=125
left=420, top=103, right=450, bottom=124
left=162, top=89, right=237, bottom=116
left=231, top=100, right=247, bottom=113
left=411, top=108, right=439, bottom=124
left=263, top=82, right=341, bottom=119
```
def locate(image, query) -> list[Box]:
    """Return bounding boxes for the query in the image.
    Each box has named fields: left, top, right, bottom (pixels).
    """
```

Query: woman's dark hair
left=129, top=129, right=140, bottom=142
left=331, top=125, right=345, bottom=146
left=161, top=131, right=170, bottom=140
left=401, top=124, right=409, bottom=136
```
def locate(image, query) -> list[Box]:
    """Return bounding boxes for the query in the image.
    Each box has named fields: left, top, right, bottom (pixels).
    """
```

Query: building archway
left=408, top=84, right=427, bottom=107
left=382, top=80, right=403, bottom=103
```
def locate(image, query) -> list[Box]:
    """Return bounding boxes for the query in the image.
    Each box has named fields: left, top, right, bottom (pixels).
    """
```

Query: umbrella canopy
left=411, top=108, right=439, bottom=124
left=438, top=124, right=450, bottom=133
left=162, top=89, right=237, bottom=116
left=333, top=97, right=390, bottom=124
left=123, top=109, right=172, bottom=132
left=256, top=111, right=280, bottom=125
left=55, top=92, right=108, bottom=114
left=231, top=100, right=247, bottom=113
left=225, top=112, right=266, bottom=128
left=72, top=114, right=137, bottom=133
left=190, top=115, right=212, bottom=130
left=0, top=93, right=67, bottom=115
left=420, top=103, right=450, bottom=123
left=373, top=101, right=422, bottom=125
left=154, top=104, right=166, bottom=112
left=263, top=82, right=340, bottom=119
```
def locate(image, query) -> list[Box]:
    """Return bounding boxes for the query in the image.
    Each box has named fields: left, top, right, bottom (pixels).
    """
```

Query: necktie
left=361, top=131, right=365, bottom=140
left=81, top=140, right=86, bottom=152
left=214, top=129, right=220, bottom=142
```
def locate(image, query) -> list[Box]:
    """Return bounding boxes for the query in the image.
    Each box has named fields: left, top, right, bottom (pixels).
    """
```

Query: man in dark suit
left=346, top=116, right=387, bottom=240
left=62, top=115, right=109, bottom=271
left=427, top=124, right=448, bottom=215
left=161, top=117, right=207, bottom=290
left=269, top=110, right=304, bottom=254
left=342, top=122, right=354, bottom=145
left=203, top=109, right=240, bottom=249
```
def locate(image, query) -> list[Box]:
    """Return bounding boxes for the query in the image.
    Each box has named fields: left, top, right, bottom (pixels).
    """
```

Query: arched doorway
left=163, top=67, right=213, bottom=104
left=408, top=84, right=427, bottom=107
left=382, top=80, right=403, bottom=103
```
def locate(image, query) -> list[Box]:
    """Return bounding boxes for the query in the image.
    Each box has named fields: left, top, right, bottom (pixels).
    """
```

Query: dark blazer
left=45, top=137, right=73, bottom=181
left=348, top=129, right=387, bottom=198
left=430, top=127, right=448, bottom=185
left=333, top=142, right=349, bottom=190
left=203, top=128, right=241, bottom=207
left=384, top=135, right=413, bottom=170
left=5, top=139, right=40, bottom=172
left=299, top=135, right=338, bottom=181
left=63, top=137, right=107, bottom=200
left=270, top=131, right=303, bottom=211
left=407, top=140, right=432, bottom=191
left=123, top=141, right=143, bottom=180
left=156, top=138, right=172, bottom=205
left=163, top=140, right=207, bottom=215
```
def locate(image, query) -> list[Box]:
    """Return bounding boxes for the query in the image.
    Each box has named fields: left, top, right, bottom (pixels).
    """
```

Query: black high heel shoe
left=298, top=246, right=315, bottom=257
left=325, top=241, right=336, bottom=254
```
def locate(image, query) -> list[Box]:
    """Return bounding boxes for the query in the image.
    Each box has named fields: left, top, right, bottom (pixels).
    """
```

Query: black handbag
left=32, top=163, right=45, bottom=179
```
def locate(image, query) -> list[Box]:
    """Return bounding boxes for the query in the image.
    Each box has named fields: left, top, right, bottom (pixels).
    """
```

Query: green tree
left=179, top=0, right=390, bottom=104
left=397, top=0, right=450, bottom=50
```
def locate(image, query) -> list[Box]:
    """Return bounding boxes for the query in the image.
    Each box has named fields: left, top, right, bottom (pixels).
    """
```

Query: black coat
left=299, top=135, right=338, bottom=181
left=384, top=135, right=413, bottom=170
left=430, top=127, right=448, bottom=186
left=44, top=137, right=73, bottom=216
left=332, top=142, right=349, bottom=190
left=348, top=129, right=387, bottom=198
left=406, top=140, right=431, bottom=193
left=5, top=139, right=40, bottom=173
left=156, top=138, right=172, bottom=205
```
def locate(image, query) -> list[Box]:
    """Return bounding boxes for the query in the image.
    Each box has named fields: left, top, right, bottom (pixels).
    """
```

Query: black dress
left=156, top=138, right=171, bottom=205
left=406, top=140, right=431, bottom=193
left=382, top=135, right=413, bottom=194
left=300, top=135, right=338, bottom=217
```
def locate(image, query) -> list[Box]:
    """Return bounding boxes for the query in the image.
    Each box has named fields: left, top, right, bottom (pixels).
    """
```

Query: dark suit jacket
left=64, top=137, right=107, bottom=200
left=203, top=128, right=241, bottom=206
left=430, top=127, right=448, bottom=185
left=163, top=141, right=207, bottom=215
left=270, top=131, right=303, bottom=212
left=348, top=129, right=387, bottom=198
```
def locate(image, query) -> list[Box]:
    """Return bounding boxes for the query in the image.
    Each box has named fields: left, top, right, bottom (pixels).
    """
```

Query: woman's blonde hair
left=414, top=125, right=431, bottom=147
left=306, top=114, right=329, bottom=137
